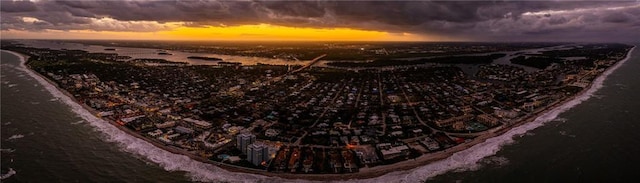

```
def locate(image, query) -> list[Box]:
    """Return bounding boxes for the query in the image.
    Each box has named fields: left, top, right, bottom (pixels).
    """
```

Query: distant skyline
left=1, top=0, right=639, bottom=42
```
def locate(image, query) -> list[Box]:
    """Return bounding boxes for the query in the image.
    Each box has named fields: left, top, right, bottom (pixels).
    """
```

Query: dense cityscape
left=1, top=41, right=632, bottom=179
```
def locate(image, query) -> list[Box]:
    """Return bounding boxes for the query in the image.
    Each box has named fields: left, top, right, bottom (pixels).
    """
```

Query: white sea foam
left=8, top=45, right=635, bottom=183
left=70, top=120, right=84, bottom=125
left=551, top=117, right=568, bottom=123
left=0, top=168, right=16, bottom=180
left=558, top=131, right=576, bottom=138
left=0, top=148, right=16, bottom=153
left=482, top=156, right=510, bottom=167
left=524, top=132, right=536, bottom=136
left=349, top=46, right=636, bottom=183
left=559, top=130, right=567, bottom=136
left=10, top=50, right=271, bottom=183
left=7, top=84, right=17, bottom=88
left=592, top=94, right=604, bottom=99
left=7, top=134, right=25, bottom=141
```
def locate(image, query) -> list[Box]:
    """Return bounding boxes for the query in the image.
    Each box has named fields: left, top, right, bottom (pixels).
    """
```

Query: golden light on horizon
left=2, top=22, right=432, bottom=41
left=161, top=24, right=424, bottom=41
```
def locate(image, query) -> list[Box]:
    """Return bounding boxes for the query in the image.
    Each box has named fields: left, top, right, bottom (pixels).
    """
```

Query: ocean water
left=426, top=44, right=640, bottom=182
left=1, top=51, right=189, bottom=182
left=1, top=43, right=639, bottom=183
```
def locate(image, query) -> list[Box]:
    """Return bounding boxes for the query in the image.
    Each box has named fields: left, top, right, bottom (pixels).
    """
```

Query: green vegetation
left=510, top=43, right=630, bottom=69
left=509, top=56, right=563, bottom=69
left=326, top=54, right=506, bottom=68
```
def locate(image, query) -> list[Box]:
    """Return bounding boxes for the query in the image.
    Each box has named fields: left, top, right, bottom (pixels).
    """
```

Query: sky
left=1, top=0, right=639, bottom=42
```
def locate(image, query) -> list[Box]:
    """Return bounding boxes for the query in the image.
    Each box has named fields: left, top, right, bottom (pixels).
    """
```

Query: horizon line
left=3, top=38, right=620, bottom=44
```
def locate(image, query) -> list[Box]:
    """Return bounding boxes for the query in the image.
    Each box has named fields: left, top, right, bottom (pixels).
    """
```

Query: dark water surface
left=428, top=44, right=640, bottom=182
left=1, top=51, right=190, bottom=182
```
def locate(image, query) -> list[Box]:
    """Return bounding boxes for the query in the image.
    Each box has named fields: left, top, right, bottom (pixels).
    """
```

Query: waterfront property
left=2, top=42, right=633, bottom=178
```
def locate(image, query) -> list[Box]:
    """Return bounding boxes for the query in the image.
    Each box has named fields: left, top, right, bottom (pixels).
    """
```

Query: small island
left=187, top=56, right=223, bottom=61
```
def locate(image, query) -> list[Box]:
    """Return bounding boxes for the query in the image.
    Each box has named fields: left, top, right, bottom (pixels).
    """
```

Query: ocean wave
left=6, top=134, right=25, bottom=141
left=558, top=131, right=576, bottom=138
left=353, top=46, right=636, bottom=183
left=480, top=156, right=510, bottom=168
left=0, top=168, right=16, bottom=180
left=524, top=132, right=535, bottom=136
left=70, top=120, right=85, bottom=125
left=559, top=130, right=567, bottom=136
left=13, top=50, right=270, bottom=183
left=10, top=45, right=635, bottom=183
left=0, top=148, right=16, bottom=153
left=551, top=117, right=568, bottom=123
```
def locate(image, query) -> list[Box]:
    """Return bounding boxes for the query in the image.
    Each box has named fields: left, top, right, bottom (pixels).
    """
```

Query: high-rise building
left=247, top=143, right=269, bottom=166
left=236, top=133, right=255, bottom=155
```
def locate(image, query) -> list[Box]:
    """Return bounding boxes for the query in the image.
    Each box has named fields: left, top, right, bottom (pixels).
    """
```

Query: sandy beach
left=5, top=45, right=635, bottom=181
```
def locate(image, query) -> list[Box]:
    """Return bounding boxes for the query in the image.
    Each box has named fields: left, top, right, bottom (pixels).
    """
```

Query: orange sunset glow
left=2, top=23, right=429, bottom=41
left=163, top=24, right=427, bottom=41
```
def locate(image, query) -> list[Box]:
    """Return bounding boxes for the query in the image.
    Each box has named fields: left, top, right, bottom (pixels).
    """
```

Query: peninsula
left=2, top=41, right=633, bottom=180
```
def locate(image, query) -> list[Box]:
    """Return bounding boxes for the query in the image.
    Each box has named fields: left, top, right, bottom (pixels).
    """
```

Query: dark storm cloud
left=602, top=12, right=632, bottom=23
left=262, top=1, right=327, bottom=18
left=1, top=0, right=639, bottom=41
left=1, top=0, right=38, bottom=12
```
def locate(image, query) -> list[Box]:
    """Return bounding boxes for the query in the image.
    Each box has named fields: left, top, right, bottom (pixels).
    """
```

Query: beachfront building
left=494, top=109, right=519, bottom=119
left=435, top=114, right=474, bottom=128
left=236, top=133, right=256, bottom=154
left=247, top=143, right=270, bottom=166
left=183, top=118, right=213, bottom=129
left=522, top=101, right=543, bottom=111
left=155, top=121, right=176, bottom=129
left=377, top=143, right=410, bottom=160
left=476, top=114, right=500, bottom=127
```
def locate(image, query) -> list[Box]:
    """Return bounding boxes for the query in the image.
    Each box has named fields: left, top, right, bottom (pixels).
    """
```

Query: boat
left=157, top=52, right=173, bottom=55
left=104, top=48, right=116, bottom=51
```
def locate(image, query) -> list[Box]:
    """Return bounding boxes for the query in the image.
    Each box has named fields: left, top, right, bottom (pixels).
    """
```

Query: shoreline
left=3, top=45, right=635, bottom=181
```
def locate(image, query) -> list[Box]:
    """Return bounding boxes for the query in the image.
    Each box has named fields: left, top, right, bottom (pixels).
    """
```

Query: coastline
left=3, top=45, right=635, bottom=181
